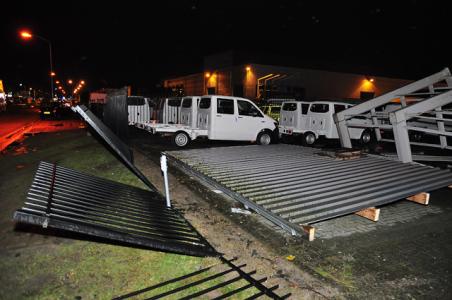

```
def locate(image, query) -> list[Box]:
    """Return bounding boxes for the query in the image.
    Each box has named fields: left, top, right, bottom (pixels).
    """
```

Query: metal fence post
left=161, top=154, right=171, bottom=207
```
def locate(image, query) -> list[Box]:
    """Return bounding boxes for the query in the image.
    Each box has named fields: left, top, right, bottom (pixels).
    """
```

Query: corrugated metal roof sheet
left=166, top=145, right=452, bottom=235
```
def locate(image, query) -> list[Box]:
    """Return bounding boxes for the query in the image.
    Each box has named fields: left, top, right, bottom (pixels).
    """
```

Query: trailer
left=135, top=95, right=278, bottom=147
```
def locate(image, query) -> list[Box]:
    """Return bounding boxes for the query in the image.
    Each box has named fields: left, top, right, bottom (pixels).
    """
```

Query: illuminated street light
left=19, top=29, right=55, bottom=99
left=68, top=79, right=73, bottom=84
left=55, top=80, right=60, bottom=84
left=81, top=80, right=85, bottom=85
left=205, top=72, right=211, bottom=78
left=20, top=31, right=32, bottom=39
left=246, top=66, right=251, bottom=72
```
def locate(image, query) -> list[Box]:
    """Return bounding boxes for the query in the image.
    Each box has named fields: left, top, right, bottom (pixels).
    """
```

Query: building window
left=233, top=84, right=244, bottom=97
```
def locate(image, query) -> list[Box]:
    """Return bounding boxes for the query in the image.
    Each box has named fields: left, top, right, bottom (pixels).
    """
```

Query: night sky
left=1, top=0, right=451, bottom=94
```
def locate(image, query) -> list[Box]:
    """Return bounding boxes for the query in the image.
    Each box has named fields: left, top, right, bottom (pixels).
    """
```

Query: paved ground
left=0, top=105, right=84, bottom=151
left=0, top=106, right=39, bottom=136
left=129, top=127, right=452, bottom=299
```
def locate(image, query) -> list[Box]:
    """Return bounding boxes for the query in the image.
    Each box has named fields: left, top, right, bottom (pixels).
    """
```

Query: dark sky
left=1, top=0, right=451, bottom=93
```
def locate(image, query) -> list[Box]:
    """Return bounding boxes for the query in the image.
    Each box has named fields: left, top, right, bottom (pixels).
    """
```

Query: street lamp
left=19, top=30, right=55, bottom=100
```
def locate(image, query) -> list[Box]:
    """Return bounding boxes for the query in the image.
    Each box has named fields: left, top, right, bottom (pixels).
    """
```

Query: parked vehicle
left=127, top=96, right=153, bottom=125
left=135, top=95, right=278, bottom=147
left=39, top=101, right=66, bottom=119
left=377, top=103, right=452, bottom=141
left=0, top=97, right=6, bottom=112
left=279, top=101, right=372, bottom=145
left=261, top=104, right=281, bottom=122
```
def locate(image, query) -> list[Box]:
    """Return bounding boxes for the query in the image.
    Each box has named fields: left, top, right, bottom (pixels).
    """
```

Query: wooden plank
left=302, top=225, right=315, bottom=242
left=406, top=192, right=430, bottom=205
left=355, top=207, right=380, bottom=222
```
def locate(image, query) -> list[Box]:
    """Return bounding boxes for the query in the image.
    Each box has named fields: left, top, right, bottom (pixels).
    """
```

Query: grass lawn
left=0, top=130, right=258, bottom=299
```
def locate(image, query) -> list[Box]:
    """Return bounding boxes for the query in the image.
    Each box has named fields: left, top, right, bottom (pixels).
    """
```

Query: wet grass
left=0, top=130, right=258, bottom=299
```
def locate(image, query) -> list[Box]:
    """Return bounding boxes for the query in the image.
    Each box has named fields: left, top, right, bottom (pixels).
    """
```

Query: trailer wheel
left=257, top=131, right=272, bottom=145
left=173, top=132, right=190, bottom=147
left=303, top=132, right=316, bottom=146
left=360, top=130, right=372, bottom=145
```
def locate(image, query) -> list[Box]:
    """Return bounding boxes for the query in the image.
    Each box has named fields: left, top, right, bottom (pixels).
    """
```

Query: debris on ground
left=231, top=207, right=252, bottom=215
left=286, top=255, right=296, bottom=261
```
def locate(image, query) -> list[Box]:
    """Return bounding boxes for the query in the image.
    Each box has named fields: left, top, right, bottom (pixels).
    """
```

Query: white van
left=377, top=103, right=452, bottom=141
left=279, top=101, right=372, bottom=145
left=127, top=96, right=153, bottom=125
left=136, top=95, right=277, bottom=147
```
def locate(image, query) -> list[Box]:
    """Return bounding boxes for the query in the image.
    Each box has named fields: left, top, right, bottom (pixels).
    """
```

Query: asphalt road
left=0, top=105, right=39, bottom=137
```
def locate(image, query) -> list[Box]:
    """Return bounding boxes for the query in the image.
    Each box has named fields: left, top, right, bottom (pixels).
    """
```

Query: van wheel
left=303, top=132, right=316, bottom=145
left=360, top=130, right=372, bottom=145
left=257, top=131, right=272, bottom=145
left=173, top=132, right=190, bottom=147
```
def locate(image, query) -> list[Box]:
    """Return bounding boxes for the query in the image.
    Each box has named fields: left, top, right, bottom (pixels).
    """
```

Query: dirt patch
left=133, top=148, right=340, bottom=299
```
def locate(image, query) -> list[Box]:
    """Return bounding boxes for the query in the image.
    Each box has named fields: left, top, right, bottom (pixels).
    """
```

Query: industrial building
left=164, top=51, right=412, bottom=101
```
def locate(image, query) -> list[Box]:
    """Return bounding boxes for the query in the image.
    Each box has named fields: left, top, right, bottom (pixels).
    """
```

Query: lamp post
left=20, top=30, right=55, bottom=100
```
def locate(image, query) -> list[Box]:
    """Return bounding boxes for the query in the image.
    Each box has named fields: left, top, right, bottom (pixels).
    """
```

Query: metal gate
left=14, top=162, right=217, bottom=256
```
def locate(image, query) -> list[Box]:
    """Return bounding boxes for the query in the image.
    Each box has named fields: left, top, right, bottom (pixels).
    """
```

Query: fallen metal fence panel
left=13, top=161, right=217, bottom=257
left=73, top=105, right=157, bottom=192
left=166, top=144, right=452, bottom=234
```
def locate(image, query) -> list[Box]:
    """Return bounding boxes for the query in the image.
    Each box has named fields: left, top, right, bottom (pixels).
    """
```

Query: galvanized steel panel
left=166, top=144, right=452, bottom=235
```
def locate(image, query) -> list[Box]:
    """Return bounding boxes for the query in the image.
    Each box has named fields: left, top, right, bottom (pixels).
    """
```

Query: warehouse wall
left=163, top=63, right=412, bottom=101
left=247, top=64, right=412, bottom=101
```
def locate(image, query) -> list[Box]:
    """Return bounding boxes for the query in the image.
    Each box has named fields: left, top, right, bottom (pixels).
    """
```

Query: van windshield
left=282, top=103, right=297, bottom=111
left=238, top=100, right=263, bottom=117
